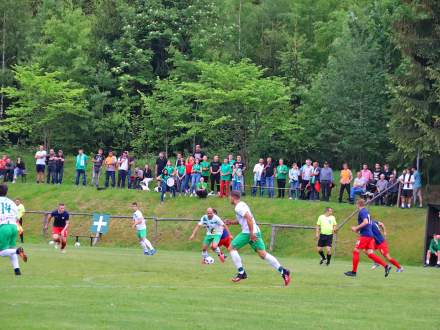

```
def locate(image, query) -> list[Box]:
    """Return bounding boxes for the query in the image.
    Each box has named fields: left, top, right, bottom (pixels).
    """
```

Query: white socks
left=230, top=250, right=243, bottom=270
left=143, top=239, right=154, bottom=250
left=214, top=247, right=221, bottom=255
left=10, top=254, right=19, bottom=269
left=264, top=253, right=281, bottom=271
left=0, top=248, right=16, bottom=257
left=202, top=250, right=209, bottom=258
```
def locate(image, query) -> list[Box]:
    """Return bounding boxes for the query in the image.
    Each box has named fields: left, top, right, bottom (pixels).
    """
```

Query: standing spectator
left=320, top=162, right=333, bottom=202
left=288, top=162, right=300, bottom=200
left=55, top=150, right=65, bottom=184
left=15, top=199, right=25, bottom=243
left=13, top=157, right=26, bottom=183
left=375, top=174, right=388, bottom=205
left=155, top=152, right=168, bottom=189
left=91, top=148, right=104, bottom=187
left=196, top=177, right=208, bottom=198
left=191, top=158, right=202, bottom=196
left=228, top=154, right=235, bottom=166
left=75, top=149, right=89, bottom=186
left=126, top=151, right=135, bottom=189
left=235, top=155, right=246, bottom=195
left=232, top=162, right=243, bottom=192
left=4, top=156, right=13, bottom=182
left=372, top=163, right=383, bottom=183
left=300, top=159, right=313, bottom=199
left=165, top=160, right=176, bottom=178
left=209, top=155, right=221, bottom=195
left=35, top=145, right=47, bottom=184
left=201, top=155, right=210, bottom=184
left=361, top=164, right=373, bottom=183
left=193, top=145, right=205, bottom=161
left=349, top=172, right=366, bottom=203
left=309, top=161, right=321, bottom=201
left=104, top=150, right=117, bottom=188
left=398, top=168, right=415, bottom=208
left=252, top=158, right=265, bottom=197
left=275, top=159, right=288, bottom=198
left=220, top=158, right=232, bottom=197
left=117, top=151, right=129, bottom=188
left=157, top=168, right=175, bottom=203
left=412, top=167, right=423, bottom=208
left=338, top=163, right=352, bottom=203
left=46, top=149, right=57, bottom=184
left=183, top=156, right=194, bottom=195
left=0, top=154, right=6, bottom=181
left=264, top=157, right=276, bottom=198
left=383, top=164, right=392, bottom=181
left=176, top=162, right=186, bottom=194
left=175, top=153, right=185, bottom=167
left=140, top=164, right=153, bottom=191
left=386, top=174, right=399, bottom=206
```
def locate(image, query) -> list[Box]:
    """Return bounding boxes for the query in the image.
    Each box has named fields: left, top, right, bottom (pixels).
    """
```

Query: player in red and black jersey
left=45, top=203, right=70, bottom=252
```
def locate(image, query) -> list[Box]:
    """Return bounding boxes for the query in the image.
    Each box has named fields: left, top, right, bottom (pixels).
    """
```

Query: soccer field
left=0, top=244, right=438, bottom=330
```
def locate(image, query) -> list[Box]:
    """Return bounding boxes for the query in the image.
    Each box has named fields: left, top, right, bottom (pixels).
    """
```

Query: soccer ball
left=48, top=240, right=54, bottom=245
left=74, top=242, right=81, bottom=248
left=204, top=256, right=215, bottom=264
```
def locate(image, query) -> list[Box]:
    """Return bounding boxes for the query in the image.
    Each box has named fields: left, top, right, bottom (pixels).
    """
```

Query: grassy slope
left=0, top=245, right=438, bottom=330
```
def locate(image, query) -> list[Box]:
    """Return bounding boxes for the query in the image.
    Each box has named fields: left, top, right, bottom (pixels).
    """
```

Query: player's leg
left=201, top=242, right=210, bottom=262
left=60, top=233, right=67, bottom=251
left=425, top=250, right=432, bottom=266
left=229, top=234, right=247, bottom=282
left=345, top=245, right=360, bottom=276
left=365, top=247, right=391, bottom=277
left=317, top=237, right=326, bottom=264
left=210, top=235, right=225, bottom=263
left=378, top=242, right=402, bottom=271
left=52, top=233, right=61, bottom=248
left=325, top=245, right=332, bottom=265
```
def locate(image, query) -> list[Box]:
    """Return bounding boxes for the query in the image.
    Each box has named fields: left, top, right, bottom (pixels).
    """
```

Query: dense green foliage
left=0, top=0, right=439, bottom=170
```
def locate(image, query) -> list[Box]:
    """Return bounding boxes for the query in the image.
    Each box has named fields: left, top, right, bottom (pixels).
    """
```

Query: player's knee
left=367, top=249, right=374, bottom=255
left=257, top=250, right=266, bottom=259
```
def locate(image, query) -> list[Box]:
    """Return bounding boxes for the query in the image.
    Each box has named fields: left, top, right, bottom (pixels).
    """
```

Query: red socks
left=389, top=258, right=401, bottom=269
left=352, top=250, right=360, bottom=272
left=61, top=241, right=66, bottom=250
left=367, top=253, right=387, bottom=267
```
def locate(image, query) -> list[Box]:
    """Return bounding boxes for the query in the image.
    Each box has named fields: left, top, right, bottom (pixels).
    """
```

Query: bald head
left=207, top=208, right=214, bottom=218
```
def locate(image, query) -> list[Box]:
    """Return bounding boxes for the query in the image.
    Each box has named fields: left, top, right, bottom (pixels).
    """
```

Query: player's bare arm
left=189, top=224, right=201, bottom=240
left=244, top=212, right=256, bottom=241
left=315, top=226, right=320, bottom=239
left=351, top=218, right=369, bottom=232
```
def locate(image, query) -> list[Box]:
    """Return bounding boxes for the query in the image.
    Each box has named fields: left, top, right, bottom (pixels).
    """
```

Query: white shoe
left=371, top=263, right=379, bottom=270
left=54, top=244, right=59, bottom=250
left=61, top=249, right=66, bottom=254
left=289, top=197, right=292, bottom=200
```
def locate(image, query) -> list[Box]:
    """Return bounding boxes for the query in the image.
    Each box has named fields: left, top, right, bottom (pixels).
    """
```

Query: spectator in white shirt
left=117, top=151, right=129, bottom=188
left=252, top=158, right=265, bottom=197
left=349, top=171, right=366, bottom=203
left=288, top=163, right=300, bottom=200
left=300, top=159, right=313, bottom=199
left=399, top=168, right=415, bottom=208
left=34, top=145, right=47, bottom=184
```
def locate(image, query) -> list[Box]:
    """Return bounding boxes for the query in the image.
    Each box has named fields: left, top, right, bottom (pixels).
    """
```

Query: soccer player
left=45, top=203, right=70, bottom=253
left=212, top=209, right=232, bottom=252
left=189, top=207, right=226, bottom=263
left=226, top=191, right=291, bottom=285
left=0, top=184, right=27, bottom=275
left=316, top=207, right=337, bottom=266
left=370, top=220, right=403, bottom=272
left=344, top=199, right=391, bottom=277
left=424, top=234, right=440, bottom=267
left=15, top=198, right=25, bottom=243
left=131, top=202, right=156, bottom=255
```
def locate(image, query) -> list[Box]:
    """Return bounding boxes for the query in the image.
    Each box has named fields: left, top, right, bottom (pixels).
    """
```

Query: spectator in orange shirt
left=338, top=163, right=353, bottom=203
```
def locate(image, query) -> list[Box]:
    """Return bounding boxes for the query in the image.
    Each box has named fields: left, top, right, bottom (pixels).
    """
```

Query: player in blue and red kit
left=344, top=199, right=391, bottom=277
left=371, top=220, right=403, bottom=272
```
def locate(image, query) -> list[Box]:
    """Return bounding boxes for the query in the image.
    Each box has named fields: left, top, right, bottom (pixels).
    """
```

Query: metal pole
left=269, top=225, right=277, bottom=251
left=153, top=217, right=158, bottom=245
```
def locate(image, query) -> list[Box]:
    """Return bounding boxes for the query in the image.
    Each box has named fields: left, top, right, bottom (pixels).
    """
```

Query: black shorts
left=318, top=234, right=333, bottom=247
left=36, top=164, right=45, bottom=173
left=402, top=189, right=413, bottom=198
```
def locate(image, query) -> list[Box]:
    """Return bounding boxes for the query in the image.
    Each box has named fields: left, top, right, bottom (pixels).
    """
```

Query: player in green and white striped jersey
left=189, top=208, right=226, bottom=263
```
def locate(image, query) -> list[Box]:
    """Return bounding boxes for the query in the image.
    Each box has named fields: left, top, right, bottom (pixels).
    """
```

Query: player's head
left=206, top=207, right=214, bottom=218
left=58, top=203, right=65, bottom=212
left=0, top=184, right=8, bottom=197
left=15, top=198, right=21, bottom=205
left=230, top=190, right=241, bottom=205
left=356, top=199, right=365, bottom=209
left=131, top=202, right=138, bottom=211
left=325, top=207, right=333, bottom=216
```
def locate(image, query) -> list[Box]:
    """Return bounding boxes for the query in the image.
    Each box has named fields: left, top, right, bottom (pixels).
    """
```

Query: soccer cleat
left=424, top=263, right=429, bottom=267
left=61, top=249, right=66, bottom=254
left=14, top=268, right=21, bottom=276
left=384, top=265, right=391, bottom=277
left=371, top=263, right=380, bottom=270
left=232, top=272, right=248, bottom=282
left=218, top=253, right=225, bottom=263
left=282, top=268, right=291, bottom=286
left=149, top=248, right=157, bottom=255
left=144, top=249, right=151, bottom=256
left=344, top=271, right=357, bottom=277
left=16, top=247, right=28, bottom=262
left=319, top=258, right=326, bottom=265
left=396, top=267, right=404, bottom=273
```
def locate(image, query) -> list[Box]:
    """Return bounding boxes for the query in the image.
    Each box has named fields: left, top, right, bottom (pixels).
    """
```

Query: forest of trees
left=0, top=0, right=439, bottom=177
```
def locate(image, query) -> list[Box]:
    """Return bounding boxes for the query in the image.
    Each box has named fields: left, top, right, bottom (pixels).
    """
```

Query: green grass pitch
left=0, top=244, right=438, bottom=329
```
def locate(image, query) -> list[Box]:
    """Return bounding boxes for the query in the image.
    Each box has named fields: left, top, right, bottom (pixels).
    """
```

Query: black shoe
left=319, top=258, right=326, bottom=265
left=385, top=265, right=391, bottom=277
left=344, top=271, right=356, bottom=277
left=326, top=262, right=330, bottom=266
left=424, top=263, right=429, bottom=267
left=16, top=247, right=28, bottom=262
left=436, top=264, right=440, bottom=268
left=14, top=268, right=21, bottom=276
left=282, top=268, right=291, bottom=286
left=232, top=272, right=248, bottom=282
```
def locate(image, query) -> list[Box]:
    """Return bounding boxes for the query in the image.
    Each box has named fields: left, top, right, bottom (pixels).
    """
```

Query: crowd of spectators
left=0, top=144, right=424, bottom=208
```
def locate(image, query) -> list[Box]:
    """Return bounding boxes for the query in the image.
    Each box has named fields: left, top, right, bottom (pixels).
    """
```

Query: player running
left=226, top=191, right=291, bottom=286
left=370, top=220, right=403, bottom=272
left=132, top=202, right=156, bottom=255
left=189, top=207, right=227, bottom=263
left=45, top=203, right=69, bottom=253
left=344, top=199, right=391, bottom=278
left=0, top=184, right=27, bottom=275
left=213, top=209, right=232, bottom=253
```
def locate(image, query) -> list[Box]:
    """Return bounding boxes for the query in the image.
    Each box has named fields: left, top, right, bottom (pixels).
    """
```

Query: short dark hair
left=132, top=202, right=138, bottom=206
left=58, top=203, right=65, bottom=207
left=0, top=184, right=8, bottom=196
left=231, top=190, right=241, bottom=199
left=212, top=208, right=217, bottom=214
left=325, top=207, right=332, bottom=212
